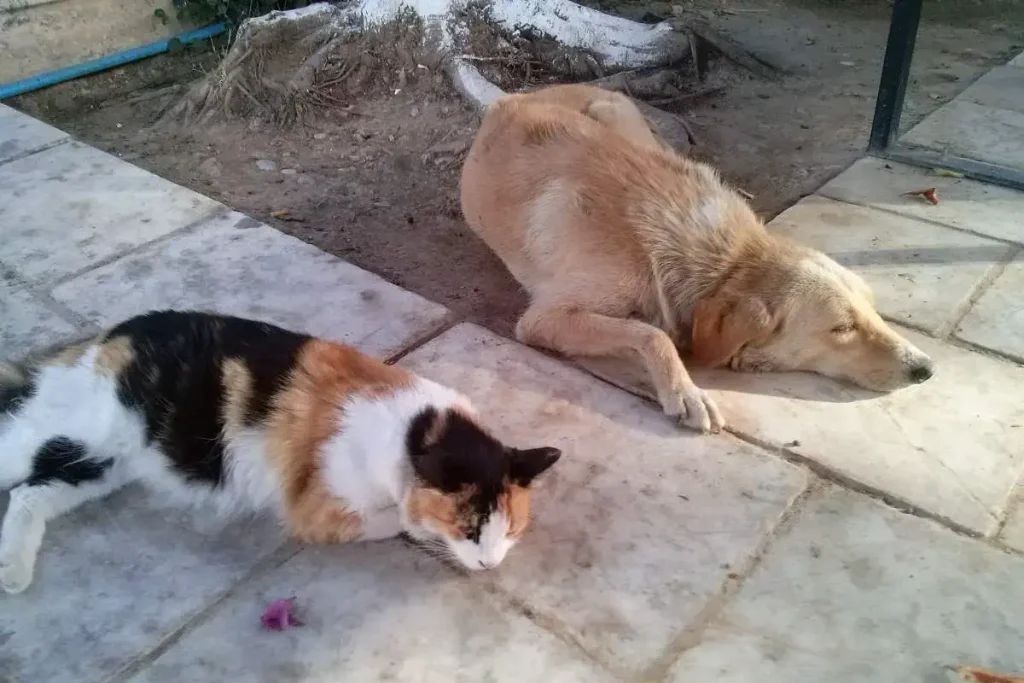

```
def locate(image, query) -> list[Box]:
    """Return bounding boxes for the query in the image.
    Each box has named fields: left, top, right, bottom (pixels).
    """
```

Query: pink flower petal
left=261, top=598, right=303, bottom=631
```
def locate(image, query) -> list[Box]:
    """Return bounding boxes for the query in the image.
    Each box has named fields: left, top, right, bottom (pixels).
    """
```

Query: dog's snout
left=908, top=359, right=934, bottom=384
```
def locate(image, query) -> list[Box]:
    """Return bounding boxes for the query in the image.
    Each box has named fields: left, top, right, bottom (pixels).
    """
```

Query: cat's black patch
left=0, top=364, right=35, bottom=415
left=407, top=408, right=510, bottom=539
left=407, top=409, right=507, bottom=496
left=408, top=408, right=562, bottom=542
left=27, top=436, right=112, bottom=486
left=110, top=311, right=310, bottom=487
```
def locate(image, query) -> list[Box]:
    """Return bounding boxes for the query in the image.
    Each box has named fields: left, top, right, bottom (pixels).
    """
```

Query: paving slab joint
left=814, top=192, right=1024, bottom=251
left=637, top=477, right=826, bottom=683
left=937, top=244, right=1022, bottom=339
left=0, top=261, right=98, bottom=344
left=473, top=578, right=634, bottom=681
left=384, top=312, right=463, bottom=365
left=103, top=540, right=302, bottom=683
left=991, top=480, right=1024, bottom=542
left=0, top=135, right=71, bottom=167
left=721, top=427, right=1015, bottom=548
left=880, top=317, right=1024, bottom=369
left=45, top=204, right=232, bottom=290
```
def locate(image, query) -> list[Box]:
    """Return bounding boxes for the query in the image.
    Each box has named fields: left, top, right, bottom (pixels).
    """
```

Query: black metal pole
left=868, top=0, right=924, bottom=153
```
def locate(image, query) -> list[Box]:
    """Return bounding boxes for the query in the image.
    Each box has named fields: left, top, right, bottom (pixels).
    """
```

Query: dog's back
left=461, top=86, right=743, bottom=308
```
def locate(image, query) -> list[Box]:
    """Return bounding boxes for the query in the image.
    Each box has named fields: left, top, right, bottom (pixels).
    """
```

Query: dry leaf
left=955, top=666, right=1024, bottom=683
left=902, top=187, right=939, bottom=205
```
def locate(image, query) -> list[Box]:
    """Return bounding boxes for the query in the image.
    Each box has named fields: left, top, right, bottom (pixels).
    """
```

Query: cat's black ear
left=406, top=408, right=446, bottom=486
left=507, top=447, right=561, bottom=486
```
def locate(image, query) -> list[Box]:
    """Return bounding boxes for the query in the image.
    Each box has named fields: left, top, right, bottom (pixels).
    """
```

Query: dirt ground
left=11, top=0, right=1023, bottom=338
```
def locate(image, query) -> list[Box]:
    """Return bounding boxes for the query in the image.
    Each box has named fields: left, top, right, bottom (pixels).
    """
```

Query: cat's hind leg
left=0, top=436, right=129, bottom=594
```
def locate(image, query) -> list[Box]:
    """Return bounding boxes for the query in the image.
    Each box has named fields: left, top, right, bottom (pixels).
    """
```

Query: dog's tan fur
left=461, top=84, right=933, bottom=432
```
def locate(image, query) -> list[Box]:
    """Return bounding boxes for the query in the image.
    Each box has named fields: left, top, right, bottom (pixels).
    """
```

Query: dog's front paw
left=663, top=384, right=725, bottom=434
left=0, top=555, right=34, bottom=595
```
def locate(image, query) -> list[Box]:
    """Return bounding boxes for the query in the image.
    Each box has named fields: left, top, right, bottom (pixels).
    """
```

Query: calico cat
left=0, top=311, right=561, bottom=594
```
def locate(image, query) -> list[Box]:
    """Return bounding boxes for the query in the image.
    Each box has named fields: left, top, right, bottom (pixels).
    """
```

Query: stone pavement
left=2, top=53, right=1024, bottom=683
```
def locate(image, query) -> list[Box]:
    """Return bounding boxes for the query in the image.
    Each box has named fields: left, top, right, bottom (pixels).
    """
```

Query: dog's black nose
left=908, top=361, right=934, bottom=384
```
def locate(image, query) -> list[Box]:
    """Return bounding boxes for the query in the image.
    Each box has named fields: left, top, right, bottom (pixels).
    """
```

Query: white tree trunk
left=161, top=0, right=690, bottom=125
left=250, top=0, right=689, bottom=108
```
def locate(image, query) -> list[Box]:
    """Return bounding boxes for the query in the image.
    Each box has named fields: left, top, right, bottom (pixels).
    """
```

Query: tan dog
left=460, top=84, right=933, bottom=433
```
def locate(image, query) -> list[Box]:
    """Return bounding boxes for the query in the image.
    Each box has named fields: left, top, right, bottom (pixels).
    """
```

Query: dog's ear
left=690, top=294, right=773, bottom=367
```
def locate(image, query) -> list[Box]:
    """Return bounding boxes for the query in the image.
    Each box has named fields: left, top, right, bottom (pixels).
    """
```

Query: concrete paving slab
left=955, top=252, right=1024, bottom=361
left=127, top=542, right=616, bottom=683
left=667, top=488, right=1024, bottom=682
left=818, top=157, right=1024, bottom=245
left=902, top=99, right=1024, bottom=172
left=767, top=195, right=1013, bottom=333
left=0, top=104, right=68, bottom=163
left=0, top=277, right=78, bottom=361
left=958, top=65, right=1024, bottom=114
left=0, top=141, right=221, bottom=285
left=51, top=211, right=451, bottom=358
left=693, top=328, right=1024, bottom=534
left=1008, top=51, right=1024, bottom=67
left=0, top=487, right=284, bottom=683
left=398, top=324, right=807, bottom=673
left=1000, top=497, right=1024, bottom=552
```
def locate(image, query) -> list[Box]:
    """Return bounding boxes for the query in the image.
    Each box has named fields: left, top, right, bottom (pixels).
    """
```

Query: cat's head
left=402, top=406, right=561, bottom=571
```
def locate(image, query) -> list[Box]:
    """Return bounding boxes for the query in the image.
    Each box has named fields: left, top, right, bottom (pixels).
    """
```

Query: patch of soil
left=59, top=86, right=524, bottom=336
left=12, top=0, right=1023, bottom=339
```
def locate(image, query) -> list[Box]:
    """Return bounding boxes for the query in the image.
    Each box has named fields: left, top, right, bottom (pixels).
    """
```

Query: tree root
left=157, top=0, right=695, bottom=129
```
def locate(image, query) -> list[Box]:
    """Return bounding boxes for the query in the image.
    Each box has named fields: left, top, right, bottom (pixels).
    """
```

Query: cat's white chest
left=320, top=437, right=399, bottom=515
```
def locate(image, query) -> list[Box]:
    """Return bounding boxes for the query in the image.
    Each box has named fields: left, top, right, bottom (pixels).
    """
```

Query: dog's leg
left=516, top=305, right=724, bottom=433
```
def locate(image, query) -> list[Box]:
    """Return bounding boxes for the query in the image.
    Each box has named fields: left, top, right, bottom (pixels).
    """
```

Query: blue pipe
left=0, top=23, right=226, bottom=100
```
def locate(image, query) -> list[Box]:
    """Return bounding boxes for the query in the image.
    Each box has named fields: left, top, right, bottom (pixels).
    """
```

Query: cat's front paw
left=0, top=555, right=34, bottom=594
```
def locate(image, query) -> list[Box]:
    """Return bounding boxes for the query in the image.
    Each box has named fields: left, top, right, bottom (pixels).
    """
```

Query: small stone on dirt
left=313, top=132, right=328, bottom=140
left=426, top=139, right=469, bottom=156
left=197, top=157, right=222, bottom=178
left=256, top=159, right=277, bottom=172
left=281, top=168, right=298, bottom=176
left=410, top=105, right=420, bottom=118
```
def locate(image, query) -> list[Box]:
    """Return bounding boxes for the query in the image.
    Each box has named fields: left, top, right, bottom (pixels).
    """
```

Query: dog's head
left=688, top=243, right=933, bottom=392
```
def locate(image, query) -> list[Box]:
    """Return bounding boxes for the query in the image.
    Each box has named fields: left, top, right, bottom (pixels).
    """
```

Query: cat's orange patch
left=45, top=339, right=93, bottom=368
left=501, top=485, right=531, bottom=538
left=287, top=479, right=365, bottom=543
left=407, top=482, right=533, bottom=540
left=406, top=486, right=471, bottom=539
left=264, top=338, right=413, bottom=543
left=220, top=358, right=254, bottom=439
left=94, top=336, right=135, bottom=377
